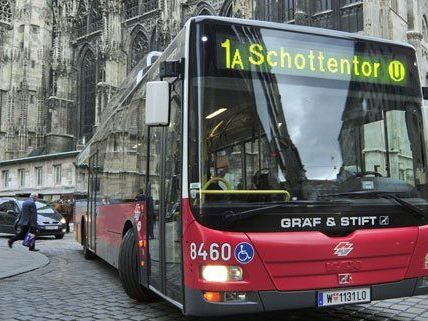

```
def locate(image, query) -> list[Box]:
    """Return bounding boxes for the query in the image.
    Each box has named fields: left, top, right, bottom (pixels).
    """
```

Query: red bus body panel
left=182, top=199, right=428, bottom=292
left=406, top=225, right=428, bottom=278
left=247, top=228, right=417, bottom=291
left=95, top=202, right=141, bottom=268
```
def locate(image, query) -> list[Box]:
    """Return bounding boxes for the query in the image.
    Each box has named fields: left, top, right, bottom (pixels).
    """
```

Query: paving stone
left=406, top=307, right=426, bottom=315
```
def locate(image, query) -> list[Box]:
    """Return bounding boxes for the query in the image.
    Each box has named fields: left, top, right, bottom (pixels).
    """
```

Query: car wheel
left=55, top=234, right=64, bottom=239
left=118, top=228, right=156, bottom=301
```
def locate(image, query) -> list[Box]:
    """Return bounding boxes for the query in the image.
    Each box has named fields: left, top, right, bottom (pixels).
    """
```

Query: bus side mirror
left=423, top=87, right=428, bottom=100
left=145, top=81, right=170, bottom=126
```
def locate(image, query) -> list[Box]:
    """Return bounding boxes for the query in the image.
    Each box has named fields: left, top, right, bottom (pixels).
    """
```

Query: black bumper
left=184, top=277, right=428, bottom=317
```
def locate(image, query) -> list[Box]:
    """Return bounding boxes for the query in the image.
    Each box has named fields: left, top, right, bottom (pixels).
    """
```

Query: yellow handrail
left=199, top=189, right=291, bottom=201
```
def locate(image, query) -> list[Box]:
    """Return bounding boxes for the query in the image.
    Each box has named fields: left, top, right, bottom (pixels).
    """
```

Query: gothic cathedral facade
left=0, top=0, right=427, bottom=161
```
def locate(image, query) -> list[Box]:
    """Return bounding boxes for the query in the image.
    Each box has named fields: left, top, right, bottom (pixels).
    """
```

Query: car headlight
left=201, top=265, right=243, bottom=282
left=60, top=218, right=66, bottom=224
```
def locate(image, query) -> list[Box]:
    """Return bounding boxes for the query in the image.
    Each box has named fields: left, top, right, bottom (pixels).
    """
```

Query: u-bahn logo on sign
left=334, top=242, right=354, bottom=257
left=388, top=60, right=405, bottom=82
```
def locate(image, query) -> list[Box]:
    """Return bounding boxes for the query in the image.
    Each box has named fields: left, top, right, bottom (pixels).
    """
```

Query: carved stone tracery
left=130, top=30, right=148, bottom=69
left=125, top=0, right=139, bottom=19
left=0, top=0, right=12, bottom=25
left=89, top=0, right=103, bottom=33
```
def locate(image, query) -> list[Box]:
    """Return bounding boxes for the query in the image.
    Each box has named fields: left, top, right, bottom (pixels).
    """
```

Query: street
left=1, top=234, right=428, bottom=321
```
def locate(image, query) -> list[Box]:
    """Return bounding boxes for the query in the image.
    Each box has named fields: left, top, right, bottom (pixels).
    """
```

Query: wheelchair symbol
left=234, top=242, right=254, bottom=264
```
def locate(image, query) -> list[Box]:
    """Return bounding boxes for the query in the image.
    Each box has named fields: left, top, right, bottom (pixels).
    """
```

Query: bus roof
left=188, top=16, right=415, bottom=51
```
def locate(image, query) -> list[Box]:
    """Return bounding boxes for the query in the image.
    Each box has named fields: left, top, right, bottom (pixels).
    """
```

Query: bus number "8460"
left=190, top=242, right=231, bottom=261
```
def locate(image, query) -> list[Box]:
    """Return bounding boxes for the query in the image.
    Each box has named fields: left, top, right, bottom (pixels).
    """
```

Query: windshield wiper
left=321, top=192, right=426, bottom=219
left=223, top=204, right=284, bottom=225
left=383, top=194, right=426, bottom=219
left=222, top=200, right=350, bottom=225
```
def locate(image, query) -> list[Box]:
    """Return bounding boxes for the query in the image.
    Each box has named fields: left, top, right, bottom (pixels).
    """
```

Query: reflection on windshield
left=192, top=73, right=425, bottom=202
left=190, top=24, right=426, bottom=207
left=280, top=84, right=344, bottom=180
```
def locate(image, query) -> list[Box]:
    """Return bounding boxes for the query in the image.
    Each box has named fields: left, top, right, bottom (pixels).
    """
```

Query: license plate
left=317, top=288, right=370, bottom=307
left=45, top=226, right=58, bottom=230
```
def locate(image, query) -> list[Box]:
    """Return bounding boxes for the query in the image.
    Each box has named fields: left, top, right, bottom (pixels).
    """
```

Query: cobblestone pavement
left=1, top=234, right=428, bottom=321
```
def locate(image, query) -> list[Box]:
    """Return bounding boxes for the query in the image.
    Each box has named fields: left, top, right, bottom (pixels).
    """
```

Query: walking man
left=8, top=193, right=39, bottom=251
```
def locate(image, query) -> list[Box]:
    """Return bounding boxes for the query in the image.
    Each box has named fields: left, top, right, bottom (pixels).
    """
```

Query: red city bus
left=75, top=16, right=428, bottom=316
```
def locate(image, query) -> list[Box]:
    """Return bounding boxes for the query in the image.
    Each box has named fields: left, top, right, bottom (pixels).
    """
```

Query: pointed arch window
left=0, top=0, right=12, bottom=26
left=284, top=0, right=295, bottom=21
left=313, top=0, right=332, bottom=14
left=125, top=0, right=139, bottom=19
left=75, top=0, right=88, bottom=37
left=223, top=2, right=244, bottom=19
left=254, top=0, right=293, bottom=22
left=423, top=15, right=428, bottom=42
left=130, top=31, right=148, bottom=70
left=224, top=3, right=233, bottom=17
left=80, top=49, right=97, bottom=139
left=199, top=9, right=212, bottom=16
left=342, top=0, right=361, bottom=5
left=89, top=0, right=103, bottom=33
left=142, top=0, right=157, bottom=13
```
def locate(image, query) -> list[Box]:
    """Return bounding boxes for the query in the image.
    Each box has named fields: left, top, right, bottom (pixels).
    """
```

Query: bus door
left=148, top=81, right=183, bottom=305
left=87, top=151, right=98, bottom=251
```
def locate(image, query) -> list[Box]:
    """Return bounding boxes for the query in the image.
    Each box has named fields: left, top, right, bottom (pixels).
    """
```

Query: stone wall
left=0, top=0, right=52, bottom=160
left=0, top=151, right=79, bottom=197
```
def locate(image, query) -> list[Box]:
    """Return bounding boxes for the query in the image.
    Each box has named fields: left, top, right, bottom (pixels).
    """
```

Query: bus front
left=183, top=18, right=428, bottom=316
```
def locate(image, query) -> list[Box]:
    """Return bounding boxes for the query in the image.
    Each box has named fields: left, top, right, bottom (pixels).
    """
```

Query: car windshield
left=189, top=22, right=427, bottom=220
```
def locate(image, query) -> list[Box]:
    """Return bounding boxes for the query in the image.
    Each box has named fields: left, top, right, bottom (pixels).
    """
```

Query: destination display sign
left=215, top=32, right=409, bottom=86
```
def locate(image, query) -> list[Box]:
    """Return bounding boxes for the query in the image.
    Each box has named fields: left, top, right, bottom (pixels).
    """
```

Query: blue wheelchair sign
left=234, top=242, right=254, bottom=264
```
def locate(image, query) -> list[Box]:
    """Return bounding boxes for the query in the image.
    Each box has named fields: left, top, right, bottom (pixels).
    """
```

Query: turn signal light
left=425, top=253, right=428, bottom=269
left=203, top=291, right=222, bottom=302
left=202, top=291, right=248, bottom=303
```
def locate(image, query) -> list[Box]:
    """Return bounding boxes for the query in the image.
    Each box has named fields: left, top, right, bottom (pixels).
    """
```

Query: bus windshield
left=189, top=22, right=426, bottom=228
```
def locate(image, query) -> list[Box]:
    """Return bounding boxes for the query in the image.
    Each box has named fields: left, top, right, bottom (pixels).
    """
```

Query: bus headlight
left=228, top=266, right=243, bottom=280
left=201, top=265, right=243, bottom=282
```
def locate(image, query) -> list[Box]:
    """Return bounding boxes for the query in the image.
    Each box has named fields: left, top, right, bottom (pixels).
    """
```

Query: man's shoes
left=29, top=248, right=39, bottom=252
left=7, top=240, right=12, bottom=248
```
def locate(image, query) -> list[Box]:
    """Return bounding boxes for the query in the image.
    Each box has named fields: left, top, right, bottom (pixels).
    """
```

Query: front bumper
left=184, top=277, right=428, bottom=317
